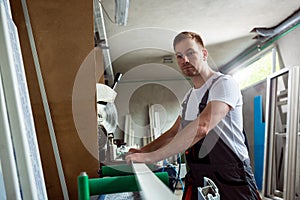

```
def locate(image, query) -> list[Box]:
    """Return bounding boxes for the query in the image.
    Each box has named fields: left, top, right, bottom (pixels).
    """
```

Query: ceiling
left=97, top=0, right=300, bottom=80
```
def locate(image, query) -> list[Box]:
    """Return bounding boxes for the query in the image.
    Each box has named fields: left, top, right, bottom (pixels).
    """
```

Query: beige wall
left=10, top=0, right=101, bottom=199
left=277, top=26, right=300, bottom=68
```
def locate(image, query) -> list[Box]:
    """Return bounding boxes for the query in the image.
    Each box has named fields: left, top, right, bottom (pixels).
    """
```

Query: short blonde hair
left=173, top=31, right=205, bottom=50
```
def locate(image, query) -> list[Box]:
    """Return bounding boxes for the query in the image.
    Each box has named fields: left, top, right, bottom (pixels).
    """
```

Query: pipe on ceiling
left=251, top=9, right=300, bottom=40
left=220, top=8, right=300, bottom=74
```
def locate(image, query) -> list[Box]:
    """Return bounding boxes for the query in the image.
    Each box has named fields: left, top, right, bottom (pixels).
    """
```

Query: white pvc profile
left=262, top=66, right=300, bottom=200
left=0, top=66, right=21, bottom=199
left=0, top=1, right=47, bottom=199
left=131, top=163, right=177, bottom=200
left=284, top=66, right=300, bottom=200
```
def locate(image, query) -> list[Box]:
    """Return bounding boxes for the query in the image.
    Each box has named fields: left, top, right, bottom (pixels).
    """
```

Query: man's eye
left=186, top=51, right=195, bottom=57
left=176, top=54, right=183, bottom=59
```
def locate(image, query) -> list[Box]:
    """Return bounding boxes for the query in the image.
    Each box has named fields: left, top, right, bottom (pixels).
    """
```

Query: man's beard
left=183, top=66, right=199, bottom=77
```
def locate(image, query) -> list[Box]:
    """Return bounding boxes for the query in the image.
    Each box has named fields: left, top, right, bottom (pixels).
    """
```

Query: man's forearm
left=150, top=119, right=201, bottom=162
left=140, top=132, right=175, bottom=152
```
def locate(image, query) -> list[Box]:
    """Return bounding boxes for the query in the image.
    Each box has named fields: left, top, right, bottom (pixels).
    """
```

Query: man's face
left=174, top=38, right=206, bottom=77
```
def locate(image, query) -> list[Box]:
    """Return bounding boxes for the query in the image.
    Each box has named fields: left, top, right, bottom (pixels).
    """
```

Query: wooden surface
left=10, top=0, right=102, bottom=198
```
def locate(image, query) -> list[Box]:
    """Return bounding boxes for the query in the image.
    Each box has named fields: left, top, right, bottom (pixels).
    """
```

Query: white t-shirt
left=181, top=72, right=249, bottom=162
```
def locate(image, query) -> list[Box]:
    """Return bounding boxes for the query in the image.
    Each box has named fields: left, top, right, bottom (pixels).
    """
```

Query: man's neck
left=192, top=69, right=216, bottom=89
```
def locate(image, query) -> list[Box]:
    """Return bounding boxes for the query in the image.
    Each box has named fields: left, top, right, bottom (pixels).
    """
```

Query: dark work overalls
left=181, top=76, right=261, bottom=200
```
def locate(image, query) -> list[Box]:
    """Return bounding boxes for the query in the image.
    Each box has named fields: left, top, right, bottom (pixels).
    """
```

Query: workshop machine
left=96, top=82, right=126, bottom=172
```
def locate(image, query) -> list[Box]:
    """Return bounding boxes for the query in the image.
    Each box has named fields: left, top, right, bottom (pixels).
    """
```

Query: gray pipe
left=221, top=8, right=300, bottom=73
left=251, top=9, right=300, bottom=40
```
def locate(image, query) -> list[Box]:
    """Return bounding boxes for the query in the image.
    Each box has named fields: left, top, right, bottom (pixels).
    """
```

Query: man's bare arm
left=126, top=101, right=230, bottom=163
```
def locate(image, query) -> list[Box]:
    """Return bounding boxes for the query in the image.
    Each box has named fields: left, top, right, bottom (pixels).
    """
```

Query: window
left=232, top=48, right=280, bottom=89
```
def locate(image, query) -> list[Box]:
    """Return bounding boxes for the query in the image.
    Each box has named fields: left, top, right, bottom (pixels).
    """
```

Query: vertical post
left=271, top=47, right=277, bottom=73
left=125, top=114, right=133, bottom=146
left=78, top=172, right=90, bottom=200
left=263, top=72, right=278, bottom=196
left=284, top=66, right=300, bottom=199
left=253, top=95, right=265, bottom=190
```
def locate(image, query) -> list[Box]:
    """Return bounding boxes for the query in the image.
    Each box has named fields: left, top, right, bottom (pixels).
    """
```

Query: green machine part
left=77, top=170, right=169, bottom=200
left=78, top=172, right=89, bottom=200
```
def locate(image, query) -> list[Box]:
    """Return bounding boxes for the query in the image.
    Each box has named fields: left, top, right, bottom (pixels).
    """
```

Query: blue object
left=253, top=95, right=265, bottom=190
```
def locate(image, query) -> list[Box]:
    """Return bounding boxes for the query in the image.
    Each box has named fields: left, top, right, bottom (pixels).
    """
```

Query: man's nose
left=182, top=55, right=190, bottom=63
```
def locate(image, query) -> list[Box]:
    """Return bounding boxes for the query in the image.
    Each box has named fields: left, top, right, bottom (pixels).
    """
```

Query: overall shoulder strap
left=181, top=88, right=193, bottom=120
left=198, top=75, right=223, bottom=114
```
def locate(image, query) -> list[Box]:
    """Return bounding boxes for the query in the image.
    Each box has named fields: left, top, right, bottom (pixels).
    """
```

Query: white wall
left=277, top=26, right=300, bottom=68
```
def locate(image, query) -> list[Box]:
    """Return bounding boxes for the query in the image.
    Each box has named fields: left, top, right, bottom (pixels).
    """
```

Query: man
left=126, top=31, right=260, bottom=200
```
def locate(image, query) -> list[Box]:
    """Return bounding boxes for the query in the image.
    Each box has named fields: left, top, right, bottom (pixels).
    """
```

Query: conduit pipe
left=94, top=0, right=115, bottom=86
left=220, top=8, right=300, bottom=73
left=252, top=9, right=300, bottom=40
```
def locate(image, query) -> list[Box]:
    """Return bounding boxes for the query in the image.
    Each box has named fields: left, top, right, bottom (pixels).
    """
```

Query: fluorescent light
left=115, top=0, right=130, bottom=26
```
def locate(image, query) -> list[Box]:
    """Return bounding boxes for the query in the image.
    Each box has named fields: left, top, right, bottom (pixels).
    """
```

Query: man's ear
left=202, top=49, right=208, bottom=61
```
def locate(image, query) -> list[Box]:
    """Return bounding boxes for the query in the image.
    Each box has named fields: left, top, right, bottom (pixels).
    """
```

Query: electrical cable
left=164, top=158, right=184, bottom=191
left=174, top=154, right=182, bottom=190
